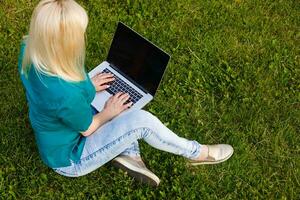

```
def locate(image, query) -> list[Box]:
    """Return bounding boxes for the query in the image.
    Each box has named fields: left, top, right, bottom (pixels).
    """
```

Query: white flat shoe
left=189, top=144, right=234, bottom=165
left=112, top=155, right=160, bottom=187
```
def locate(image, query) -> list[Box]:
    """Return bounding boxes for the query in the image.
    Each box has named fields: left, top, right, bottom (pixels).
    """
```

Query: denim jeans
left=53, top=108, right=202, bottom=177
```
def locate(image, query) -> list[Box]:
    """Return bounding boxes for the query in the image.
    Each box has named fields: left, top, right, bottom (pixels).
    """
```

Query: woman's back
left=18, top=39, right=96, bottom=168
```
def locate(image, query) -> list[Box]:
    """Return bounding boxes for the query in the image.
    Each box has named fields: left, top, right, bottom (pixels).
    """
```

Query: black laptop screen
left=107, top=22, right=170, bottom=96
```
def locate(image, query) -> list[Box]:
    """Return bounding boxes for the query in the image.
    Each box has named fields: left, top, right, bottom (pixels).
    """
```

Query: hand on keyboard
left=91, top=72, right=115, bottom=92
left=102, top=68, right=143, bottom=105
left=103, top=92, right=133, bottom=119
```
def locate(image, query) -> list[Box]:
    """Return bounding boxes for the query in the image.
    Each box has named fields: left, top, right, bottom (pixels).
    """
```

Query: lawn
left=0, top=0, right=299, bottom=199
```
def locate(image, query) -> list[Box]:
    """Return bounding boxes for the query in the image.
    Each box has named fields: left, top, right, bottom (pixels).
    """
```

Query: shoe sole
left=112, top=157, right=160, bottom=187
left=189, top=148, right=234, bottom=166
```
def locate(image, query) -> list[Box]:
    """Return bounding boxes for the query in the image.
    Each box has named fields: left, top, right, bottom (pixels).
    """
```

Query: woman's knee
left=128, top=109, right=159, bottom=124
left=136, top=110, right=157, bottom=119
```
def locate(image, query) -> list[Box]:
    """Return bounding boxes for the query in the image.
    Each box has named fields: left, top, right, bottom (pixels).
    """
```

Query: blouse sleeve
left=18, top=38, right=27, bottom=73
left=57, top=93, right=93, bottom=132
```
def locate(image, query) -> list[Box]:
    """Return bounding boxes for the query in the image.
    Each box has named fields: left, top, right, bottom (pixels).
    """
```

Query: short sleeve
left=18, top=38, right=27, bottom=73
left=57, top=93, right=93, bottom=132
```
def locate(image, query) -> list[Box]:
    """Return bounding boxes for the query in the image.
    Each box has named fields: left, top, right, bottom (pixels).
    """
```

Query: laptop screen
left=107, top=22, right=170, bottom=96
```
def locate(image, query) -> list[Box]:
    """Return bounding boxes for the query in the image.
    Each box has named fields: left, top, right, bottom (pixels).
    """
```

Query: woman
left=19, top=0, right=233, bottom=187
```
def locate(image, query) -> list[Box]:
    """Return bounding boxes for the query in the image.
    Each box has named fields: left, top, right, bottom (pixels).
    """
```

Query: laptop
left=88, top=22, right=170, bottom=112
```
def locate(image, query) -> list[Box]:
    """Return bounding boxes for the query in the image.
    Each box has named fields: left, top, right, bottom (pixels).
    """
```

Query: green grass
left=1, top=0, right=299, bottom=199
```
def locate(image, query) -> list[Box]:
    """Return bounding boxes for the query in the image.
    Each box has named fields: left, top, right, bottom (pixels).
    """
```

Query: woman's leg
left=119, top=141, right=141, bottom=157
left=54, top=110, right=201, bottom=177
left=92, top=105, right=142, bottom=157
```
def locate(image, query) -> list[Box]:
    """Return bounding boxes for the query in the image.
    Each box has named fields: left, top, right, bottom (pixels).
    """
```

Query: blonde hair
left=22, top=0, right=88, bottom=82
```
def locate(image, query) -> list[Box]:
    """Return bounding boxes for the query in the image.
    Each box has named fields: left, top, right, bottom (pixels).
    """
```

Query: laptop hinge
left=108, top=63, right=149, bottom=94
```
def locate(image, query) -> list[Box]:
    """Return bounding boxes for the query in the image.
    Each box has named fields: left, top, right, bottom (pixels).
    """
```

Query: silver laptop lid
left=107, top=22, right=170, bottom=96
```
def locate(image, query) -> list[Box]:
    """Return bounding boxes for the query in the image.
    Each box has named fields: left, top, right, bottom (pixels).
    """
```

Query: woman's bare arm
left=80, top=110, right=112, bottom=137
left=80, top=92, right=133, bottom=137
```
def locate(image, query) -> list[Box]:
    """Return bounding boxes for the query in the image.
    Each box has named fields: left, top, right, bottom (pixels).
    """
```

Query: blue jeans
left=53, top=107, right=201, bottom=177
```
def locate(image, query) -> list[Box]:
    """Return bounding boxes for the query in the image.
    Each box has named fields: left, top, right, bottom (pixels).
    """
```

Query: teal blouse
left=18, top=40, right=96, bottom=168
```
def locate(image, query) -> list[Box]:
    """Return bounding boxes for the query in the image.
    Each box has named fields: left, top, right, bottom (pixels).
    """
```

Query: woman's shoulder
left=26, top=70, right=85, bottom=107
left=18, top=36, right=91, bottom=108
left=40, top=75, right=83, bottom=98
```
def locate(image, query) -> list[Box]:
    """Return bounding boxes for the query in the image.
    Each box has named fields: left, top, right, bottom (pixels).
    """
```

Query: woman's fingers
left=112, top=92, right=131, bottom=105
left=123, top=101, right=133, bottom=109
left=99, top=77, right=115, bottom=85
left=94, top=73, right=114, bottom=83
left=97, top=75, right=115, bottom=84
left=117, top=93, right=132, bottom=111
left=97, top=72, right=113, bottom=78
left=113, top=92, right=124, bottom=101
left=92, top=72, right=115, bottom=92
left=97, top=84, right=110, bottom=91
left=119, top=93, right=130, bottom=102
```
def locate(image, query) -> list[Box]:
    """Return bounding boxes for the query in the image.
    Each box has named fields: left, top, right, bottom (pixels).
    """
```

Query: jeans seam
left=53, top=160, right=78, bottom=176
left=74, top=127, right=149, bottom=164
left=54, top=169, right=72, bottom=176
left=147, top=128, right=185, bottom=154
left=120, top=142, right=140, bottom=156
left=146, top=128, right=200, bottom=159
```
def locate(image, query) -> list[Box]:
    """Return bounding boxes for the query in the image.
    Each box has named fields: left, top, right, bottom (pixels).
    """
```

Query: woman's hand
left=103, top=92, right=133, bottom=119
left=91, top=72, right=115, bottom=92
left=81, top=93, right=132, bottom=137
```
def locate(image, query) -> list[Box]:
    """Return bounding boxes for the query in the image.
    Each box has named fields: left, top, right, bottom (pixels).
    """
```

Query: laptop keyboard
left=103, top=68, right=143, bottom=104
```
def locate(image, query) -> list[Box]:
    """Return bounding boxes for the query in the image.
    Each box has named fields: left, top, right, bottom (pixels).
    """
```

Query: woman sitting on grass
left=19, top=0, right=234, bottom=187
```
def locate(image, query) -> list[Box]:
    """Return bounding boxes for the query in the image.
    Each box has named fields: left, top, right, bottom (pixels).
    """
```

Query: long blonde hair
left=22, top=0, right=89, bottom=82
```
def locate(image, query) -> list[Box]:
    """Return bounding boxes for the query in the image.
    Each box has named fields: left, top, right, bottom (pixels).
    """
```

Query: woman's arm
left=80, top=92, right=133, bottom=137
left=80, top=110, right=112, bottom=137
